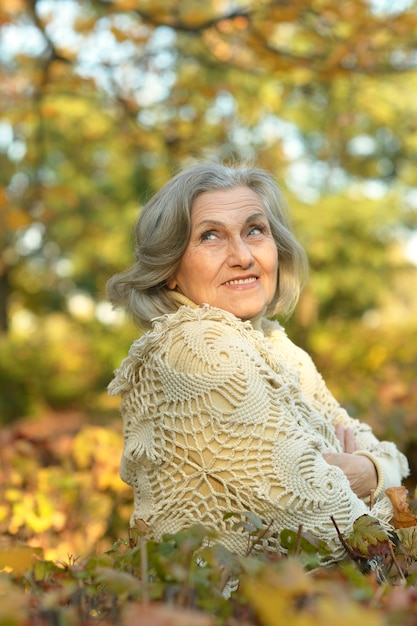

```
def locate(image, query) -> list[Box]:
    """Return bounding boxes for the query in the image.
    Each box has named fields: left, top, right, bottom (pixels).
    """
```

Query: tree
left=0, top=0, right=416, bottom=422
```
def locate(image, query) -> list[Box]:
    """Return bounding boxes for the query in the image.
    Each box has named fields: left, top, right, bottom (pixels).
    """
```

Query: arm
left=301, top=361, right=410, bottom=495
left=263, top=323, right=409, bottom=498
left=324, top=425, right=378, bottom=499
left=267, top=322, right=409, bottom=496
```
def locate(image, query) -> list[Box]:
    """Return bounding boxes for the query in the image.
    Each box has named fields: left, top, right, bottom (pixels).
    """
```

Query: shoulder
left=144, top=304, right=267, bottom=349
left=262, top=317, right=313, bottom=361
left=108, top=305, right=264, bottom=394
left=153, top=305, right=270, bottom=370
left=261, top=317, right=286, bottom=338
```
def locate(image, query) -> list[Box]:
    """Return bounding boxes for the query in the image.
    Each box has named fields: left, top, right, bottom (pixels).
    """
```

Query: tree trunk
left=0, top=267, right=9, bottom=334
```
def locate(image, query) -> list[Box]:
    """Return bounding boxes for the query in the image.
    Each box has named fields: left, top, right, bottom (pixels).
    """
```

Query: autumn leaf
left=386, top=486, right=417, bottom=528
left=242, top=558, right=384, bottom=626
left=0, top=544, right=41, bottom=574
left=395, top=527, right=417, bottom=559
left=347, top=515, right=391, bottom=558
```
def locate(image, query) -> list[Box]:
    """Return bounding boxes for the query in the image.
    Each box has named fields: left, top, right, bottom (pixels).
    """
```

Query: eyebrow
left=195, top=212, right=267, bottom=229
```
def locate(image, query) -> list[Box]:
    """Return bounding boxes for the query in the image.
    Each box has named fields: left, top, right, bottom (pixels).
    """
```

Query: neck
left=168, top=290, right=265, bottom=331
left=249, top=312, right=265, bottom=331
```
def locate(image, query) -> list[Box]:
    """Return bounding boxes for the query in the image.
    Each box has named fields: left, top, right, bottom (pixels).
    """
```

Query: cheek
left=176, top=251, right=208, bottom=286
left=267, top=259, right=279, bottom=293
left=266, top=246, right=279, bottom=276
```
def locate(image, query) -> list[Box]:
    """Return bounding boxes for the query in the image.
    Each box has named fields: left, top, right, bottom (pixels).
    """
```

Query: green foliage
left=1, top=519, right=417, bottom=626
left=347, top=515, right=391, bottom=559
left=0, top=0, right=416, bottom=443
left=280, top=528, right=332, bottom=567
left=0, top=313, right=136, bottom=423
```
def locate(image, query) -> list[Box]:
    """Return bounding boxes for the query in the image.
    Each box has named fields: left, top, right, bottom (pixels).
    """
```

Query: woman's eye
left=200, top=230, right=217, bottom=241
left=248, top=224, right=265, bottom=236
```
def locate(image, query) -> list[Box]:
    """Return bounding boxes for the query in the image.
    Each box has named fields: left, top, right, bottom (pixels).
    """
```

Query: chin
left=231, top=308, right=264, bottom=320
left=217, top=299, right=268, bottom=320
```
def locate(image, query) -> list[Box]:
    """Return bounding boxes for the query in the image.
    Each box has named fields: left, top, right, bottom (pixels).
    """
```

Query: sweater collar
left=169, top=290, right=197, bottom=310
left=168, top=290, right=265, bottom=332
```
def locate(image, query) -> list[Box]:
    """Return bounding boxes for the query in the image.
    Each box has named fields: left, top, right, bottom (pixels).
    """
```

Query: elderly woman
left=107, top=162, right=409, bottom=561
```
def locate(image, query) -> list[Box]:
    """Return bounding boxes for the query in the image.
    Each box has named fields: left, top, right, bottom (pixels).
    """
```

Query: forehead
left=191, top=186, right=266, bottom=223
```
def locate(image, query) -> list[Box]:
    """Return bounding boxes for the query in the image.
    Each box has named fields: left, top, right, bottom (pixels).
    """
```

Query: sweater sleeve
left=110, top=310, right=383, bottom=560
left=277, top=334, right=410, bottom=493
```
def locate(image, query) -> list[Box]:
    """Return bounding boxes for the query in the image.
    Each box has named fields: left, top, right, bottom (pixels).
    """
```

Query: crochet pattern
left=109, top=304, right=409, bottom=561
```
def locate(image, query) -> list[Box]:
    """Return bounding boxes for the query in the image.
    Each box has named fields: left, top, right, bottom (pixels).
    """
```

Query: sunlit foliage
left=1, top=0, right=416, bottom=421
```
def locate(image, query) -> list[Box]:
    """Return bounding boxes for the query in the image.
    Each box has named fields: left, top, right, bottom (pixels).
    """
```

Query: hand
left=323, top=424, right=377, bottom=499
left=323, top=452, right=378, bottom=499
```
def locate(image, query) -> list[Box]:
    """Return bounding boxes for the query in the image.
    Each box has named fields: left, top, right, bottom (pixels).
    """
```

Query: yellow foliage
left=0, top=418, right=132, bottom=560
left=43, top=184, right=79, bottom=209
left=265, top=5, right=301, bottom=23
left=0, top=544, right=41, bottom=574
left=365, top=345, right=388, bottom=369
left=5, top=488, right=21, bottom=503
left=40, top=101, right=60, bottom=118
left=113, top=0, right=150, bottom=9
left=1, top=0, right=26, bottom=15
left=182, top=8, right=214, bottom=28
left=291, top=67, right=316, bottom=86
left=8, top=492, right=59, bottom=534
left=242, top=559, right=384, bottom=626
left=73, top=15, right=98, bottom=34
left=0, top=505, right=8, bottom=524
left=0, top=578, right=28, bottom=626
left=3, top=208, right=32, bottom=230
left=72, top=426, right=126, bottom=492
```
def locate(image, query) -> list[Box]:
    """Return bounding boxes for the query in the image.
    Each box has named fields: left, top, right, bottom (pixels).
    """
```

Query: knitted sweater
left=108, top=300, right=409, bottom=560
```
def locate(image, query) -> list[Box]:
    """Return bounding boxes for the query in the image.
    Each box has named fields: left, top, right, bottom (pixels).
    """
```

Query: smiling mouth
left=224, top=277, right=257, bottom=286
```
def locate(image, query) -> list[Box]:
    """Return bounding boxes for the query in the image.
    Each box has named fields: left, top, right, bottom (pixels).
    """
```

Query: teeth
left=226, top=277, right=257, bottom=285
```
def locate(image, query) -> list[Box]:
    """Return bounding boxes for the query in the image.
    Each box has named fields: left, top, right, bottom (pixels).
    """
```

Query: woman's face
left=168, top=186, right=279, bottom=320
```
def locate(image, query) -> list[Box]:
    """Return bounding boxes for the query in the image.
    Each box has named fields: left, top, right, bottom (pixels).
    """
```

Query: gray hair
left=106, top=161, right=309, bottom=328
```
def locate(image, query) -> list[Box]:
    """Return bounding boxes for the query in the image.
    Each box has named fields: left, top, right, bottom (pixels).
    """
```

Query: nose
left=227, top=236, right=254, bottom=268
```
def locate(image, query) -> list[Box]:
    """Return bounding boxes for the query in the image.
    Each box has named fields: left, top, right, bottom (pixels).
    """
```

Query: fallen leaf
left=386, top=486, right=417, bottom=528
left=395, top=527, right=417, bottom=558
left=347, top=515, right=391, bottom=558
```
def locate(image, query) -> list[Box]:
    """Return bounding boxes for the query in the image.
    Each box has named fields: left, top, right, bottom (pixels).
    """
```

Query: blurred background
left=1, top=0, right=417, bottom=559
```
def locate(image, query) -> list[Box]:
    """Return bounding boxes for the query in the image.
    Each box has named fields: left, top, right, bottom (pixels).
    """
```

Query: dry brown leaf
left=134, top=518, right=150, bottom=532
left=385, top=486, right=417, bottom=528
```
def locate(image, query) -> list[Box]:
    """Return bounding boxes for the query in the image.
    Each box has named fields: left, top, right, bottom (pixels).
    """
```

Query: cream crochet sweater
left=109, top=297, right=409, bottom=560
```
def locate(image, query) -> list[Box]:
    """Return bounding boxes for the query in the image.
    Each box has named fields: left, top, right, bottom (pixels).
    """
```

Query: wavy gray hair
left=106, top=161, right=309, bottom=328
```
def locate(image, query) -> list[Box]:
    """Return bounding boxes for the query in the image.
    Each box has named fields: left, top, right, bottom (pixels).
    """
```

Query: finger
left=343, top=427, right=358, bottom=453
left=334, top=424, right=345, bottom=447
